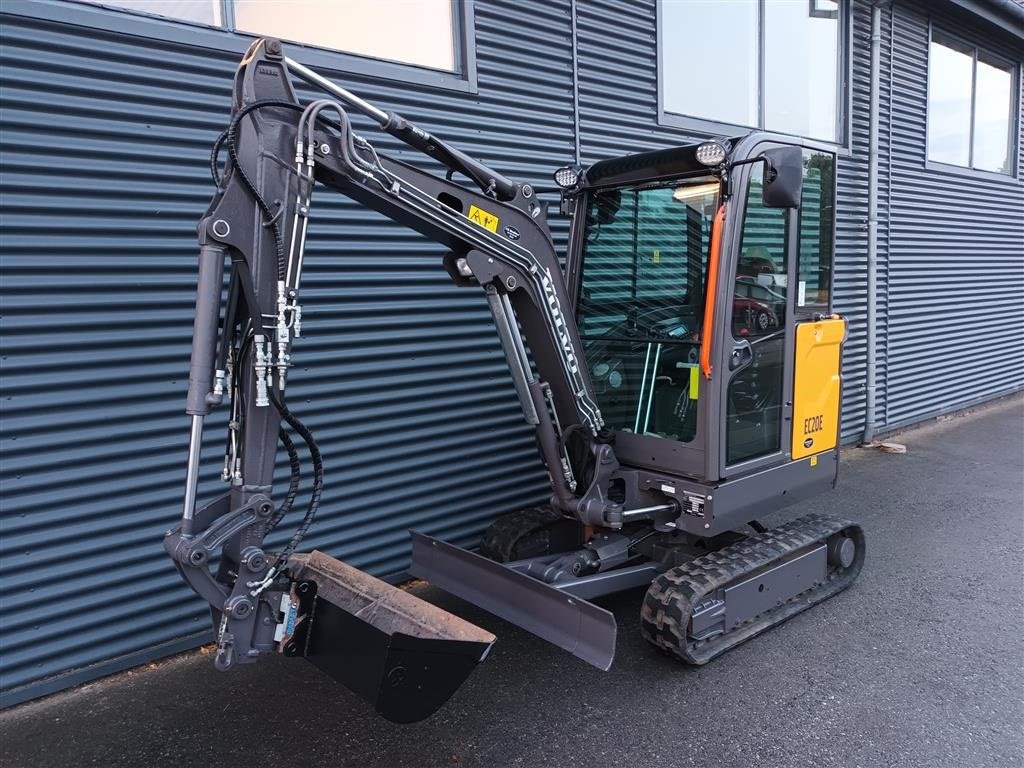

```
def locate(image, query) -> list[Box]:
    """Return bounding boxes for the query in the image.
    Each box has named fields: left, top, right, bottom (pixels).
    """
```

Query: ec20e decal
left=803, top=414, right=823, bottom=435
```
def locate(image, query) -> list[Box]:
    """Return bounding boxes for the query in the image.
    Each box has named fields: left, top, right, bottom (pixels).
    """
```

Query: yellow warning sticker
left=689, top=365, right=699, bottom=400
left=810, top=455, right=818, bottom=467
left=468, top=205, right=499, bottom=233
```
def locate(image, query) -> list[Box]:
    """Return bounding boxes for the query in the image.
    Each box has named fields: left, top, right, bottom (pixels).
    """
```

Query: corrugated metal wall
left=1, top=0, right=1021, bottom=706
left=884, top=0, right=1024, bottom=427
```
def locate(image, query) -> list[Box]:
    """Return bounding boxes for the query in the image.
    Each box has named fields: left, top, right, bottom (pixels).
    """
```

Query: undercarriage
left=413, top=508, right=863, bottom=670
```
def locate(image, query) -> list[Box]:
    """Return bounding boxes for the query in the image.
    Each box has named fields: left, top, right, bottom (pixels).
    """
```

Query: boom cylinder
left=285, top=55, right=516, bottom=201
left=182, top=242, right=227, bottom=532
left=186, top=242, right=228, bottom=416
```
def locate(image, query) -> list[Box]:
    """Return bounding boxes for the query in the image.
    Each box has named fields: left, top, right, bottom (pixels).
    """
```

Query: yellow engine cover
left=791, top=316, right=846, bottom=460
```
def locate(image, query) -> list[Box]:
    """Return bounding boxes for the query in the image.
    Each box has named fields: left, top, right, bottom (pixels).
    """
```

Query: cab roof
left=583, top=137, right=743, bottom=189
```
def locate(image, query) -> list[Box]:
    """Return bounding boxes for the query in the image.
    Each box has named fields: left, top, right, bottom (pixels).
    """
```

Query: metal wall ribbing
left=884, top=1, right=1024, bottom=427
left=0, top=0, right=571, bottom=705
left=838, top=0, right=891, bottom=441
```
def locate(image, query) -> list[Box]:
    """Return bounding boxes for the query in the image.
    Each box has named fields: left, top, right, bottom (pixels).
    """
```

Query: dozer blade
left=286, top=551, right=495, bottom=724
left=409, top=531, right=618, bottom=671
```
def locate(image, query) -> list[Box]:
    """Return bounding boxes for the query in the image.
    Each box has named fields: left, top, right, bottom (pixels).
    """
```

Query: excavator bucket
left=284, top=551, right=495, bottom=723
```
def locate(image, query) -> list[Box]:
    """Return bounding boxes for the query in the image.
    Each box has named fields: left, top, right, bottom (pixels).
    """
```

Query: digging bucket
left=285, top=551, right=495, bottom=723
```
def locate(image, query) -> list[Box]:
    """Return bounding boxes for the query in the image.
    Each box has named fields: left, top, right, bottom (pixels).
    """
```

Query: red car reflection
left=733, top=276, right=784, bottom=336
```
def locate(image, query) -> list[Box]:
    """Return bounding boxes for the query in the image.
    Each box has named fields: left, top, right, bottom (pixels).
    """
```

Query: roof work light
left=553, top=165, right=583, bottom=189
left=695, top=141, right=728, bottom=166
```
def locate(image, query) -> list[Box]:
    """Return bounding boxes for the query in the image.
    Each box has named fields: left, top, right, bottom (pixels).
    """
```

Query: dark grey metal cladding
left=883, top=1, right=1024, bottom=428
left=0, top=0, right=572, bottom=705
left=837, top=0, right=892, bottom=441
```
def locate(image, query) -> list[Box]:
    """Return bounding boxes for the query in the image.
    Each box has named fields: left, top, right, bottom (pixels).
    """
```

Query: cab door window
left=726, top=177, right=789, bottom=465
left=796, top=152, right=835, bottom=310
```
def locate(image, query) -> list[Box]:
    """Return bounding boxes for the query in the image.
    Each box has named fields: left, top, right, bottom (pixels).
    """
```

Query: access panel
left=791, top=316, right=846, bottom=459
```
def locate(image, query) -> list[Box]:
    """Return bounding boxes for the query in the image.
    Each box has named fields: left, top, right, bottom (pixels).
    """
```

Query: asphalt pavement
left=2, top=395, right=1022, bottom=768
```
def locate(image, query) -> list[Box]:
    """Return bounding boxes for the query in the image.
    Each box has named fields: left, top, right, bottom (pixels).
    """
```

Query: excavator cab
left=169, top=39, right=862, bottom=725
left=570, top=139, right=840, bottom=481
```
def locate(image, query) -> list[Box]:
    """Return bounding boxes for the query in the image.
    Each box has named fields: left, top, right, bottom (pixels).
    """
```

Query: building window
left=75, top=0, right=458, bottom=72
left=659, top=0, right=842, bottom=142
left=927, top=31, right=1015, bottom=175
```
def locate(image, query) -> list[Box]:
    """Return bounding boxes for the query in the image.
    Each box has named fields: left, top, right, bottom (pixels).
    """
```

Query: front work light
left=695, top=141, right=727, bottom=167
left=553, top=165, right=583, bottom=189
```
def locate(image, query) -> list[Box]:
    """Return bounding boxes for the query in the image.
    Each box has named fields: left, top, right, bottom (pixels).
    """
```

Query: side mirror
left=761, top=147, right=803, bottom=208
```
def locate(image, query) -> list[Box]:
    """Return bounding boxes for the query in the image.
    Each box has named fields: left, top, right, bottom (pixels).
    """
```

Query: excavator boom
left=166, top=37, right=623, bottom=722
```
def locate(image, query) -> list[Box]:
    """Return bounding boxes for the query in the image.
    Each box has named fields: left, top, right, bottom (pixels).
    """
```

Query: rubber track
left=479, top=506, right=563, bottom=562
left=640, top=512, right=865, bottom=665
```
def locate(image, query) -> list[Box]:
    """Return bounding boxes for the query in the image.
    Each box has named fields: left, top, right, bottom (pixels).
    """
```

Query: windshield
left=577, top=177, right=721, bottom=442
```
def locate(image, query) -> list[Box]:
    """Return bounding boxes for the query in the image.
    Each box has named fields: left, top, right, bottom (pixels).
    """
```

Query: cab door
left=716, top=144, right=838, bottom=478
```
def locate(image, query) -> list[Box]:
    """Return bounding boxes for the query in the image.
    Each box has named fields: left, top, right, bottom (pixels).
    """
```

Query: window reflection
left=78, top=0, right=221, bottom=25
left=727, top=180, right=787, bottom=464
left=798, top=153, right=835, bottom=308
left=660, top=0, right=841, bottom=142
left=764, top=0, right=840, bottom=142
left=74, top=0, right=457, bottom=72
left=661, top=0, right=758, bottom=127
left=927, top=37, right=974, bottom=167
left=577, top=179, right=721, bottom=442
left=235, top=0, right=456, bottom=72
left=973, top=57, right=1013, bottom=174
left=927, top=34, right=1015, bottom=174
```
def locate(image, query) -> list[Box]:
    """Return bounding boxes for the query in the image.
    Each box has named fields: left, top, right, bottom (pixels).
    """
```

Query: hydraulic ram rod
left=284, top=55, right=517, bottom=200
left=181, top=415, right=204, bottom=532
left=284, top=56, right=388, bottom=123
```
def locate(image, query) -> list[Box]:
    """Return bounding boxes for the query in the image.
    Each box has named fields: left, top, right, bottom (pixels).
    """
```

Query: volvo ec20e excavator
left=166, top=38, right=864, bottom=723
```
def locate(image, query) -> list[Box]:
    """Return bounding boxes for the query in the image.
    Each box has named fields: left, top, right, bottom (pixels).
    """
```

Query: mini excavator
left=166, top=39, right=864, bottom=723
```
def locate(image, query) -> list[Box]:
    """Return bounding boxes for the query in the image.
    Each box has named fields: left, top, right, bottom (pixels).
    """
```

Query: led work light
left=553, top=165, right=583, bottom=189
left=695, top=141, right=727, bottom=166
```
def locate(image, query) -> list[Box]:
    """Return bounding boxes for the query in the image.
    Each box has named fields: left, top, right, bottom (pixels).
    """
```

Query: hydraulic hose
left=269, top=390, right=323, bottom=567
left=269, top=427, right=302, bottom=532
